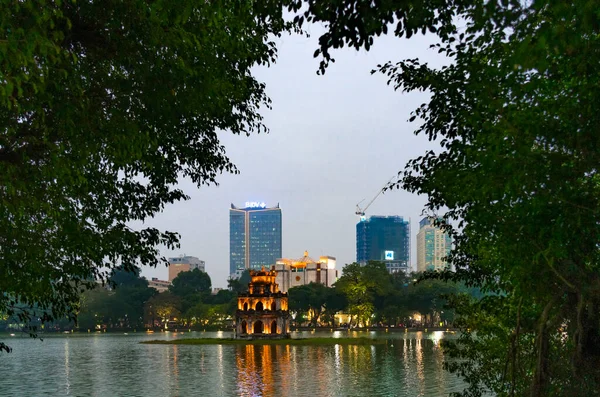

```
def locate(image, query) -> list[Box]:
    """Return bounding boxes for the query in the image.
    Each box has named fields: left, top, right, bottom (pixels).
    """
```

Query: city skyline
left=139, top=27, right=443, bottom=287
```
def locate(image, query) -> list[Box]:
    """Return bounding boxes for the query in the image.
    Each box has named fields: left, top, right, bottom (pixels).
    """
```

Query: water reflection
left=64, top=340, right=70, bottom=395
left=0, top=332, right=466, bottom=397
left=231, top=334, right=460, bottom=397
left=171, top=345, right=179, bottom=397
left=236, top=345, right=289, bottom=397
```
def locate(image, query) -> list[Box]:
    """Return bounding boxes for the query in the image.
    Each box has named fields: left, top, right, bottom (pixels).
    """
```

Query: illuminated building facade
left=416, top=217, right=453, bottom=272
left=356, top=215, right=410, bottom=273
left=274, top=251, right=337, bottom=293
left=235, top=267, right=290, bottom=339
left=168, top=255, right=205, bottom=282
left=230, top=202, right=282, bottom=277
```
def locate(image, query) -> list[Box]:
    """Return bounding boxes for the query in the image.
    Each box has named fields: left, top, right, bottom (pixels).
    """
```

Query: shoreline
left=0, top=326, right=459, bottom=337
left=141, top=337, right=391, bottom=346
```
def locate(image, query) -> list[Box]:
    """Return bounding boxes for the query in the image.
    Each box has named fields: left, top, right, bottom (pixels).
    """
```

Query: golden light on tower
left=235, top=267, right=291, bottom=339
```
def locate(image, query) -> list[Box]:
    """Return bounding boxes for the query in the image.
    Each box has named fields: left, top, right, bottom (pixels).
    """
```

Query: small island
left=141, top=337, right=388, bottom=346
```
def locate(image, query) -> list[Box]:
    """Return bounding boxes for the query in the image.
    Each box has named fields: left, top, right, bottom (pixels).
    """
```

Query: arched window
left=255, top=301, right=264, bottom=311
left=241, top=321, right=247, bottom=334
left=271, top=302, right=276, bottom=311
left=243, top=302, right=248, bottom=311
left=271, top=321, right=277, bottom=334
left=254, top=320, right=263, bottom=334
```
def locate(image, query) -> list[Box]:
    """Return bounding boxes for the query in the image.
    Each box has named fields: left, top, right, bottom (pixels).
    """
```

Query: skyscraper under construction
left=356, top=215, right=410, bottom=273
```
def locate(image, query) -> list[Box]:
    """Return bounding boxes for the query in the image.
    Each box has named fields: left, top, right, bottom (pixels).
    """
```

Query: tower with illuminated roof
left=229, top=202, right=282, bottom=278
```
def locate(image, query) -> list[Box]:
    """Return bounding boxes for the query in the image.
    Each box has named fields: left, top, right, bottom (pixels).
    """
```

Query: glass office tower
left=356, top=215, right=410, bottom=273
left=230, top=203, right=282, bottom=277
left=416, top=217, right=453, bottom=272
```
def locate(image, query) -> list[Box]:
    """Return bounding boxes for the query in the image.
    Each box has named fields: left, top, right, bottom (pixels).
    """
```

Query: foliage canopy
left=0, top=0, right=290, bottom=352
left=290, top=0, right=600, bottom=395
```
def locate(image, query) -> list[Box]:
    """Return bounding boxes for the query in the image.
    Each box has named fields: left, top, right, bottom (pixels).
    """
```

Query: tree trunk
left=531, top=300, right=553, bottom=397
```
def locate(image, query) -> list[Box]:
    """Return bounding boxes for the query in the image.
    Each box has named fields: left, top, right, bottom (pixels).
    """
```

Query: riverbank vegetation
left=1, top=262, right=474, bottom=334
left=288, top=262, right=481, bottom=328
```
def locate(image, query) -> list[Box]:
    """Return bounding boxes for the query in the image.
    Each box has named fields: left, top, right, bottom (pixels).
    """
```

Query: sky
left=141, top=24, right=448, bottom=288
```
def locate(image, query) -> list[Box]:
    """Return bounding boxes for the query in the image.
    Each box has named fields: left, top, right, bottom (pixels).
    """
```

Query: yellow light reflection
left=64, top=340, right=70, bottom=394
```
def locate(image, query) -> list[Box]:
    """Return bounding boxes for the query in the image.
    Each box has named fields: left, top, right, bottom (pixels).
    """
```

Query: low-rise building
left=168, top=255, right=205, bottom=282
left=274, top=251, right=337, bottom=293
left=148, top=277, right=170, bottom=293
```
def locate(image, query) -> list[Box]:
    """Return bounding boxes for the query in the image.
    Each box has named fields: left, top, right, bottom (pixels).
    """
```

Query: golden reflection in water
left=313, top=347, right=329, bottom=396
left=343, top=341, right=374, bottom=386
left=217, top=344, right=224, bottom=390
left=236, top=345, right=262, bottom=397
left=334, top=344, right=341, bottom=372
left=278, top=346, right=292, bottom=392
left=171, top=345, right=180, bottom=397
left=236, top=343, right=292, bottom=397
left=415, top=332, right=425, bottom=395
left=261, top=345, right=274, bottom=397
left=334, top=344, right=342, bottom=391
left=431, top=331, right=446, bottom=389
left=431, top=331, right=444, bottom=348
left=64, top=340, right=70, bottom=394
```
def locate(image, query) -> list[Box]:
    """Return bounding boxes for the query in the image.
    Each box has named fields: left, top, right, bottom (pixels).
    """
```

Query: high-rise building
left=416, top=217, right=452, bottom=272
left=168, top=256, right=205, bottom=282
left=230, top=202, right=282, bottom=277
left=356, top=216, right=410, bottom=273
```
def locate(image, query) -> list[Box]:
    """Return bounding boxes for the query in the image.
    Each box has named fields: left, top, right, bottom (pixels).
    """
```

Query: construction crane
left=355, top=175, right=399, bottom=218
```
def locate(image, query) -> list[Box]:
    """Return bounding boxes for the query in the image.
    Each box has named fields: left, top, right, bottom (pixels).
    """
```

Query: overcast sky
left=141, top=25, right=447, bottom=288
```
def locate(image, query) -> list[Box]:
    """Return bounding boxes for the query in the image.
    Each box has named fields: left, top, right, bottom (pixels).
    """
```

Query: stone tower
left=235, top=267, right=290, bottom=339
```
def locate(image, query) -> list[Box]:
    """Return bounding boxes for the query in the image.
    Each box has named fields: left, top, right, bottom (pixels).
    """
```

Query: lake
left=0, top=330, right=466, bottom=396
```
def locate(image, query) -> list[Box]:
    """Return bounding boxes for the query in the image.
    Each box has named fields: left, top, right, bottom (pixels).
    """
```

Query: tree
left=293, top=0, right=600, bottom=395
left=109, top=269, right=148, bottom=289
left=335, top=262, right=392, bottom=326
left=288, top=282, right=330, bottom=326
left=288, top=284, right=313, bottom=325
left=227, top=270, right=251, bottom=294
left=109, top=273, right=157, bottom=329
left=406, top=278, right=459, bottom=327
left=209, top=289, right=236, bottom=305
left=170, top=269, right=212, bottom=297
left=322, top=288, right=347, bottom=327
left=169, top=269, right=212, bottom=313
left=0, top=1, right=292, bottom=352
left=77, top=270, right=157, bottom=329
left=185, top=302, right=210, bottom=326
left=145, top=292, right=181, bottom=326
left=76, top=286, right=112, bottom=330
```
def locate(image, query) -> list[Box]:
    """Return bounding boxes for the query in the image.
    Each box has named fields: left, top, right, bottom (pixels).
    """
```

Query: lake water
left=0, top=331, right=466, bottom=397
